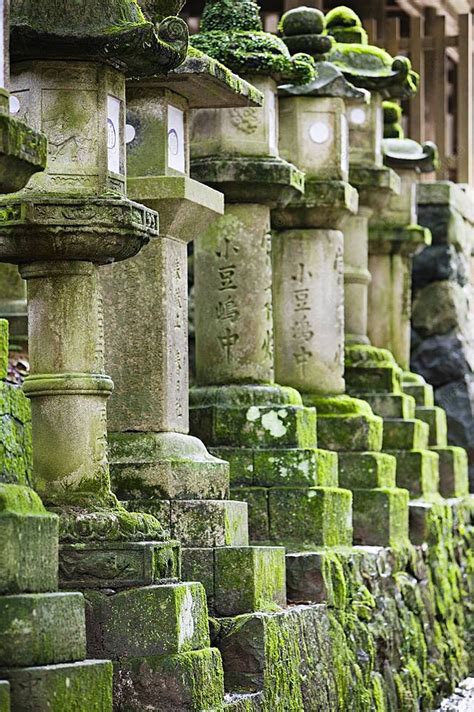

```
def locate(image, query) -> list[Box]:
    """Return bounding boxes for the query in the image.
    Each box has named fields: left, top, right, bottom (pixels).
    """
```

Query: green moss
left=279, top=7, right=325, bottom=37
left=200, top=0, right=262, bottom=32
left=325, top=6, right=362, bottom=29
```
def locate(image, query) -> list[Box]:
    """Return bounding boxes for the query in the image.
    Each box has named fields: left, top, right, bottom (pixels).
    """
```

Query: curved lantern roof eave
left=382, top=138, right=438, bottom=174
left=278, top=60, right=369, bottom=103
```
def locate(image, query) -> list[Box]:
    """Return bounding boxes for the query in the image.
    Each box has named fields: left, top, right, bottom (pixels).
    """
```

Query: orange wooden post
left=409, top=15, right=425, bottom=144
left=432, top=14, right=449, bottom=179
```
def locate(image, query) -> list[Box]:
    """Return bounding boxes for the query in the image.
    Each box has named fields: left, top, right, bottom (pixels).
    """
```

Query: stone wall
left=413, top=184, right=474, bottom=489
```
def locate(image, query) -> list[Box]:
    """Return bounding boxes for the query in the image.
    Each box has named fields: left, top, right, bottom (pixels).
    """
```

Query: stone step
left=114, top=647, right=225, bottom=712
left=124, top=498, right=249, bottom=548
left=190, top=404, right=317, bottom=449
left=85, top=583, right=210, bottom=659
left=232, top=486, right=353, bottom=548
left=382, top=418, right=430, bottom=450
left=415, top=406, right=448, bottom=447
left=402, top=381, right=434, bottom=407
left=317, top=412, right=383, bottom=452
left=337, top=451, right=397, bottom=489
left=182, top=546, right=286, bottom=617
left=0, top=660, right=113, bottom=711
left=0, top=592, right=86, bottom=668
left=385, top=449, right=440, bottom=498
left=352, top=487, right=409, bottom=547
left=365, top=393, right=416, bottom=419
left=345, top=363, right=401, bottom=394
left=431, top=446, right=469, bottom=498
left=0, top=681, right=8, bottom=712
left=211, top=446, right=338, bottom=488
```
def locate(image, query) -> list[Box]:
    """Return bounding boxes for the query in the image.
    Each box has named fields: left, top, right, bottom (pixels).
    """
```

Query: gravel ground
left=437, top=679, right=474, bottom=711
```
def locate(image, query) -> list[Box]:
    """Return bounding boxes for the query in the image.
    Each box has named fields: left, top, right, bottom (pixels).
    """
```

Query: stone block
left=0, top=592, right=86, bottom=667
left=345, top=365, right=401, bottom=394
left=181, top=548, right=215, bottom=603
left=337, top=452, right=397, bottom=489
left=268, top=487, right=353, bottom=547
left=230, top=487, right=270, bottom=542
left=402, top=382, right=434, bottom=407
left=170, top=500, right=249, bottom=548
left=317, top=413, right=383, bottom=452
left=408, top=501, right=435, bottom=545
left=1, top=660, right=113, bottom=712
left=415, top=406, right=448, bottom=447
left=285, top=550, right=348, bottom=605
left=0, top=484, right=58, bottom=595
left=435, top=376, right=474, bottom=452
left=109, top=431, right=229, bottom=501
left=412, top=244, right=468, bottom=291
left=85, top=583, right=210, bottom=659
left=364, top=393, right=416, bottom=419
left=214, top=546, right=286, bottom=616
left=386, top=449, right=440, bottom=498
left=431, top=446, right=469, bottom=498
left=210, top=447, right=254, bottom=486
left=59, top=540, right=180, bottom=590
left=382, top=419, right=430, bottom=450
left=352, top=488, right=409, bottom=547
left=0, top=681, right=8, bottom=712
left=190, top=404, right=317, bottom=449
left=113, top=648, right=225, bottom=712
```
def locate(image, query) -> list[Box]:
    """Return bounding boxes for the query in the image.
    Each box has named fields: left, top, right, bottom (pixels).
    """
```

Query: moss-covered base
left=214, top=497, right=474, bottom=710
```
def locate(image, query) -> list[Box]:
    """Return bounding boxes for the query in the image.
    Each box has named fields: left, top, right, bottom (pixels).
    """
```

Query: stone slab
left=0, top=592, right=86, bottom=667
left=113, top=647, right=225, bottom=712
left=1, top=660, right=113, bottom=712
left=431, top=446, right=469, bottom=498
left=352, top=488, right=409, bottom=547
left=386, top=449, right=440, bottom=498
left=382, top=419, right=430, bottom=450
left=345, top=364, right=401, bottom=394
left=230, top=487, right=270, bottom=543
left=190, top=404, right=317, bottom=449
left=214, top=546, right=286, bottom=616
left=402, top=382, right=434, bottom=407
left=85, top=583, right=210, bottom=659
left=317, top=413, right=383, bottom=452
left=181, top=548, right=216, bottom=603
left=170, top=500, right=249, bottom=548
left=268, top=487, right=353, bottom=547
left=59, top=540, right=180, bottom=590
left=337, top=451, right=397, bottom=489
left=365, top=393, right=416, bottom=419
left=415, top=406, right=448, bottom=447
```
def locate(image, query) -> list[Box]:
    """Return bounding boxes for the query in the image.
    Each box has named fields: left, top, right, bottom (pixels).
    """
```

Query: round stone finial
left=383, top=100, right=404, bottom=138
left=325, top=6, right=368, bottom=44
left=200, top=0, right=262, bottom=32
left=279, top=7, right=325, bottom=37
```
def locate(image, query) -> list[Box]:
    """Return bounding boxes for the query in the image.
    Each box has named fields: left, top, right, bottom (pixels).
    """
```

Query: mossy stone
left=325, top=7, right=362, bottom=30
left=338, top=451, right=396, bottom=489
left=352, top=487, right=409, bottom=546
left=0, top=681, right=8, bottom=712
left=230, top=487, right=270, bottom=542
left=431, top=446, right=469, bottom=498
left=386, top=449, right=440, bottom=498
left=0, top=320, right=7, bottom=380
left=382, top=418, right=430, bottom=450
left=415, top=406, right=448, bottom=447
left=316, top=412, right=383, bottom=452
left=279, top=7, right=325, bottom=37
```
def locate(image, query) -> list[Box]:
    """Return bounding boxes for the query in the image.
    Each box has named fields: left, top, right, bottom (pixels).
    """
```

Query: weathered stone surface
left=317, top=412, right=383, bottom=452
left=386, top=449, right=440, bottom=498
left=382, top=418, right=430, bottom=450
left=0, top=321, right=7, bottom=380
left=59, top=540, right=180, bottom=590
left=365, top=392, right=416, bottom=419
left=0, top=484, right=58, bottom=595
left=337, top=451, right=396, bottom=489
left=435, top=377, right=474, bottom=453
left=352, top=487, right=409, bottom=546
left=214, top=546, right=286, bottom=616
left=230, top=487, right=270, bottom=543
left=412, top=244, right=469, bottom=291
left=170, top=500, right=249, bottom=548
left=85, top=583, right=210, bottom=659
left=0, top=681, right=9, bottom=712
left=1, top=660, right=113, bottom=712
left=412, top=282, right=471, bottom=338
left=402, top=379, right=434, bottom=407
left=191, top=403, right=317, bottom=449
left=0, top=592, right=86, bottom=667
left=181, top=548, right=215, bottom=603
left=415, top=406, right=448, bottom=447
left=411, top=331, right=474, bottom=387
left=109, top=432, right=229, bottom=501
left=113, top=648, right=225, bottom=712
left=268, top=486, right=353, bottom=547
left=431, top=446, right=469, bottom=498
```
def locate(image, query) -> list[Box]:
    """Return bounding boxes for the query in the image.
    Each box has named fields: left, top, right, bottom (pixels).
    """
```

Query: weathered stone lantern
left=101, top=44, right=289, bottom=620
left=368, top=102, right=435, bottom=370
left=0, top=4, right=228, bottom=708
left=269, top=6, right=409, bottom=553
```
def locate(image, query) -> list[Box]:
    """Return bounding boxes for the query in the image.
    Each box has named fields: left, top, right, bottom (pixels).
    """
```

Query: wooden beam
left=456, top=13, right=473, bottom=184
left=409, top=15, right=425, bottom=143
left=386, top=17, right=401, bottom=57
left=433, top=13, right=449, bottom=179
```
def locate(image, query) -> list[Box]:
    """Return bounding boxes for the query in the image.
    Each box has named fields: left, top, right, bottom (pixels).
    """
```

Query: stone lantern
left=368, top=101, right=435, bottom=370
left=101, top=45, right=289, bottom=619
left=0, top=3, right=229, bottom=708
left=269, top=6, right=409, bottom=554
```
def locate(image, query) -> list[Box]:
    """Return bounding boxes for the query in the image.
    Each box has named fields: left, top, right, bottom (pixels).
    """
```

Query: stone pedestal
left=101, top=54, right=287, bottom=617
